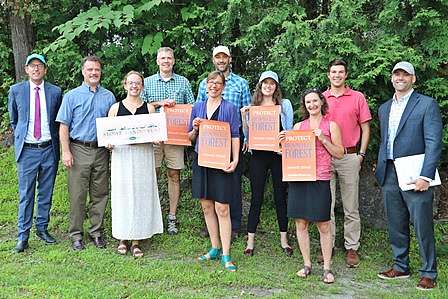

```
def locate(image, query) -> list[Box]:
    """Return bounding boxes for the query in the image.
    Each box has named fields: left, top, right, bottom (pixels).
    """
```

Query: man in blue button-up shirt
left=197, top=46, right=251, bottom=237
left=56, top=55, right=116, bottom=251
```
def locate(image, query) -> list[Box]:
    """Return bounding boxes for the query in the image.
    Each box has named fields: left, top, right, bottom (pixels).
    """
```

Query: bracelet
left=321, top=138, right=327, bottom=145
left=358, top=152, right=366, bottom=157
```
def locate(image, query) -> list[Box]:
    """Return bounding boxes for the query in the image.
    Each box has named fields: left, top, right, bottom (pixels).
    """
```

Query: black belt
left=70, top=139, right=98, bottom=148
left=24, top=140, right=52, bottom=148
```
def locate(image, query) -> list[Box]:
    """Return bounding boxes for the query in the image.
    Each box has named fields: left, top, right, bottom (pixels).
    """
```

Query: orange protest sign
left=282, top=130, right=316, bottom=181
left=198, top=119, right=231, bottom=170
left=164, top=104, right=192, bottom=146
left=248, top=105, right=281, bottom=152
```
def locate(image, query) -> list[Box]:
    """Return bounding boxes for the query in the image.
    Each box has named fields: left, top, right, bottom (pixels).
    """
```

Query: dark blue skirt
left=287, top=180, right=331, bottom=221
left=191, top=153, right=234, bottom=204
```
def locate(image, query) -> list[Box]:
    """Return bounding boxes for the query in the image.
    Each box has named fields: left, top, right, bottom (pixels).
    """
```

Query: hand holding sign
left=197, top=119, right=231, bottom=170
left=281, top=130, right=316, bottom=181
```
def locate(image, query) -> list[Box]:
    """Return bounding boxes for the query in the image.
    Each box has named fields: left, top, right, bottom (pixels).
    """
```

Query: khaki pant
left=330, top=153, right=361, bottom=250
left=68, top=143, right=110, bottom=241
left=153, top=144, right=185, bottom=169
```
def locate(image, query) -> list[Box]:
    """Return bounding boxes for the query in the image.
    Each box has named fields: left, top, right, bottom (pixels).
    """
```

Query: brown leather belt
left=70, top=138, right=98, bottom=148
left=345, top=146, right=357, bottom=154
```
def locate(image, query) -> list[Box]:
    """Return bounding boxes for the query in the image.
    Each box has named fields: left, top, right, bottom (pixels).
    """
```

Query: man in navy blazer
left=375, top=61, right=442, bottom=290
left=8, top=54, right=62, bottom=253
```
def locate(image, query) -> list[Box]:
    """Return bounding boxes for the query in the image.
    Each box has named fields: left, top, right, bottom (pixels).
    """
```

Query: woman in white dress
left=107, top=71, right=163, bottom=257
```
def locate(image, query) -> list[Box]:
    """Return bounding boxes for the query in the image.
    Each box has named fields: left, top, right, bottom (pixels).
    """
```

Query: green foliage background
left=1, top=0, right=447, bottom=162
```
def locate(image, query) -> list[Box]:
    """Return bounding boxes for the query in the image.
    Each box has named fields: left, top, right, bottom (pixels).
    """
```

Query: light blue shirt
left=196, top=72, right=251, bottom=110
left=387, top=89, right=413, bottom=159
left=56, top=83, right=116, bottom=141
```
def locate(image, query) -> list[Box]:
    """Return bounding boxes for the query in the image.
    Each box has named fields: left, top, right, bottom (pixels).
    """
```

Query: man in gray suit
left=375, top=61, right=442, bottom=290
left=8, top=53, right=62, bottom=253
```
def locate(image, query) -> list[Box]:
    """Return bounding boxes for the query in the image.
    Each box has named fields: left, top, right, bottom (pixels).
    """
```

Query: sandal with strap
left=131, top=244, right=144, bottom=258
left=117, top=241, right=128, bottom=255
left=322, top=269, right=335, bottom=284
left=221, top=255, right=237, bottom=272
left=198, top=248, right=222, bottom=261
left=296, top=265, right=312, bottom=278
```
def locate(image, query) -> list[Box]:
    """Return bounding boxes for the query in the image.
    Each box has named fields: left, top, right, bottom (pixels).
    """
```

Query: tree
left=2, top=0, right=35, bottom=80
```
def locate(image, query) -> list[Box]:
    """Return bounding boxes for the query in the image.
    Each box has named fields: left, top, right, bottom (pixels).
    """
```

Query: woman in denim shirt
left=241, top=71, right=294, bottom=257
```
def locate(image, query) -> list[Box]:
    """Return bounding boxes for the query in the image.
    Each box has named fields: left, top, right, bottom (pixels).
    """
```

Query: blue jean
left=16, top=145, right=58, bottom=241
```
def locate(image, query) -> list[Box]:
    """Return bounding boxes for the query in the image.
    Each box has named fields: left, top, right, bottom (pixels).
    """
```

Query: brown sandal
left=322, top=269, right=335, bottom=284
left=296, top=265, right=312, bottom=278
left=117, top=241, right=128, bottom=255
left=131, top=244, right=144, bottom=258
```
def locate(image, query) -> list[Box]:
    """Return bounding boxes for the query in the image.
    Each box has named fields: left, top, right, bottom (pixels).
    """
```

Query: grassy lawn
left=0, top=146, right=447, bottom=298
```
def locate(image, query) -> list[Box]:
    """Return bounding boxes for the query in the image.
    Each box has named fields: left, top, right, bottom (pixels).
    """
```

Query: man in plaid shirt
left=141, top=47, right=195, bottom=235
left=196, top=45, right=251, bottom=238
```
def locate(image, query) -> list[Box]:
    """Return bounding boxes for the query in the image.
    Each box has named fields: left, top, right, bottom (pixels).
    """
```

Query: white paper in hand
left=393, top=154, right=441, bottom=191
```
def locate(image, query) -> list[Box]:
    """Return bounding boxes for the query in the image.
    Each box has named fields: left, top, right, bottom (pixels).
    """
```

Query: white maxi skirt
left=111, top=143, right=163, bottom=240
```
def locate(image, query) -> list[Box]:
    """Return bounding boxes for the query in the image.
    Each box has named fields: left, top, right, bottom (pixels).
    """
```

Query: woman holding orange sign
left=188, top=71, right=240, bottom=272
left=279, top=89, right=343, bottom=284
left=240, top=71, right=294, bottom=257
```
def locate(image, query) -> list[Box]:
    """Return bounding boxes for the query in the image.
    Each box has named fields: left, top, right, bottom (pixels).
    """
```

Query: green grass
left=0, top=147, right=447, bottom=298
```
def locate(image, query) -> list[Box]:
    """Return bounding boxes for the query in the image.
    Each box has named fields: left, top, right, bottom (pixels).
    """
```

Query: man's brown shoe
left=377, top=268, right=410, bottom=280
left=345, top=249, right=360, bottom=268
left=416, top=277, right=436, bottom=290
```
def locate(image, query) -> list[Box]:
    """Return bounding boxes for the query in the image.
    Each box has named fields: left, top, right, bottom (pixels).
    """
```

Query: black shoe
left=36, top=230, right=57, bottom=244
left=15, top=240, right=29, bottom=253
left=72, top=239, right=85, bottom=251
left=282, top=246, right=294, bottom=257
left=199, top=226, right=209, bottom=238
left=89, top=235, right=106, bottom=248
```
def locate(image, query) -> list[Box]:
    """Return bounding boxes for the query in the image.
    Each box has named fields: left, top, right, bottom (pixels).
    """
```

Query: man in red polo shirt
left=322, top=59, right=372, bottom=267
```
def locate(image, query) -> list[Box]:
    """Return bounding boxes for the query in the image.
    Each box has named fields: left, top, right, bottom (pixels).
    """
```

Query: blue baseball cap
left=26, top=53, right=46, bottom=65
left=258, top=71, right=279, bottom=84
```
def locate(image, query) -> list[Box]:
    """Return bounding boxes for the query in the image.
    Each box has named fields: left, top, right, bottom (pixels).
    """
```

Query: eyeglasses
left=28, top=63, right=45, bottom=70
left=127, top=81, right=142, bottom=86
left=207, top=81, right=224, bottom=86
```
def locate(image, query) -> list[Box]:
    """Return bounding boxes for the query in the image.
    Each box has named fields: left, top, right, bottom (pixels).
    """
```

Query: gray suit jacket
left=375, top=91, right=442, bottom=186
left=8, top=81, right=63, bottom=162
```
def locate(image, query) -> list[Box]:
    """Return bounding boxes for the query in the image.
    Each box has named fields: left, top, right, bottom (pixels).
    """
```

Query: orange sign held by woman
left=164, top=104, right=192, bottom=146
left=249, top=105, right=281, bottom=151
left=282, top=130, right=316, bottom=181
left=198, top=119, right=231, bottom=170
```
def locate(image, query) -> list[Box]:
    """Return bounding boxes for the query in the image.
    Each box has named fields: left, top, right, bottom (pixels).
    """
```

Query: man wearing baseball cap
left=196, top=45, right=251, bottom=238
left=376, top=61, right=442, bottom=290
left=8, top=53, right=62, bottom=252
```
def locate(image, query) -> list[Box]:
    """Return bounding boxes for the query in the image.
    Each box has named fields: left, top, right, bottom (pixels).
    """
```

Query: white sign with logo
left=96, top=113, right=167, bottom=146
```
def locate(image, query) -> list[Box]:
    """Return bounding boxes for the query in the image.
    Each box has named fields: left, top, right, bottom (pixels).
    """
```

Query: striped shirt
left=387, top=89, right=413, bottom=159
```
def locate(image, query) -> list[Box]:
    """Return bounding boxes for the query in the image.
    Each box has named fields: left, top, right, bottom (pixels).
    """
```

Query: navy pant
left=382, top=161, right=437, bottom=279
left=16, top=144, right=57, bottom=241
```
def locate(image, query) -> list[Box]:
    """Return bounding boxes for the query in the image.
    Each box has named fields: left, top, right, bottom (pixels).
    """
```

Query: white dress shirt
left=25, top=80, right=51, bottom=143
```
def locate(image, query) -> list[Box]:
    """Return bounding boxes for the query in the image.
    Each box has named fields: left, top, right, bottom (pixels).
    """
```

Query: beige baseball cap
left=213, top=45, right=231, bottom=57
